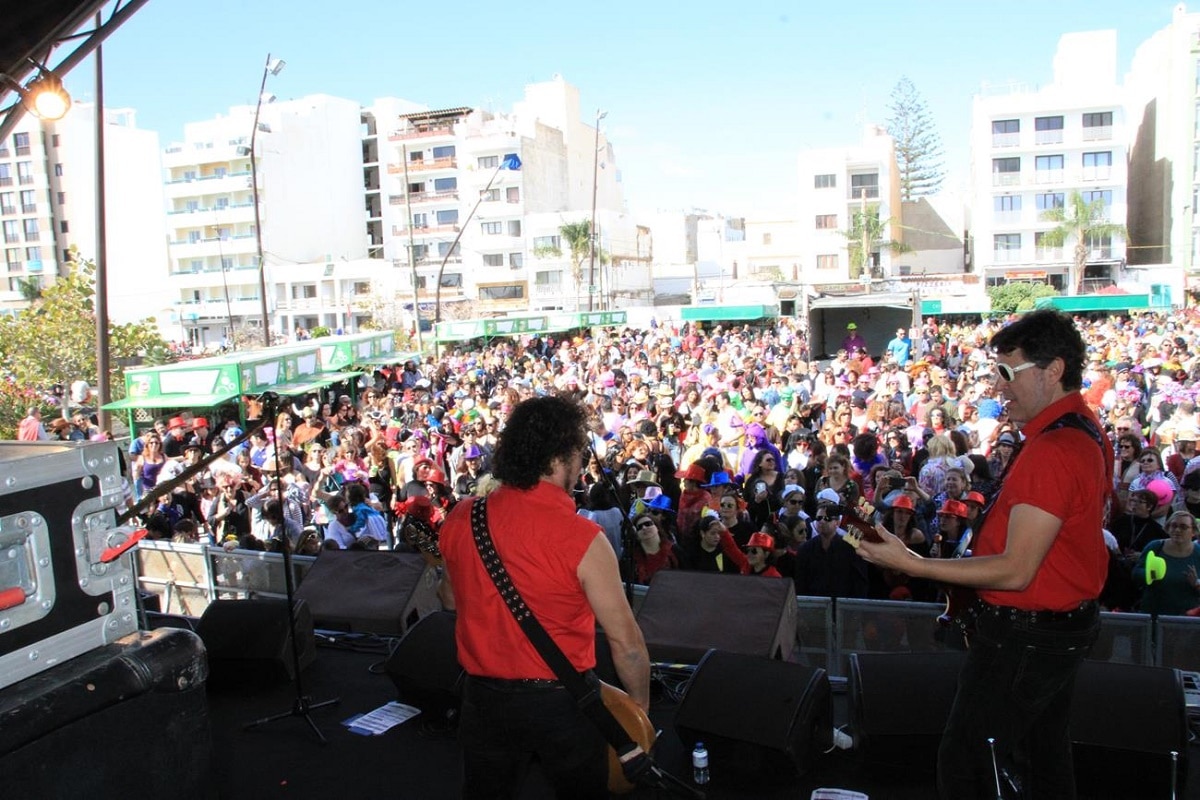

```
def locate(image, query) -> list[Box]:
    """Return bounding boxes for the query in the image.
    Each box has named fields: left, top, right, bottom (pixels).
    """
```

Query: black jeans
left=459, top=676, right=607, bottom=800
left=937, top=602, right=1099, bottom=800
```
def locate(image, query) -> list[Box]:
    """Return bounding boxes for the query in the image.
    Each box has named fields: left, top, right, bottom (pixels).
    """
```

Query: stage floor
left=206, top=636, right=1199, bottom=799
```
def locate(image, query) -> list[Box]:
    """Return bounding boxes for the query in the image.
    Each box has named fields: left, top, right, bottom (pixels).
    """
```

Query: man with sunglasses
left=792, top=489, right=869, bottom=599
left=859, top=308, right=1110, bottom=800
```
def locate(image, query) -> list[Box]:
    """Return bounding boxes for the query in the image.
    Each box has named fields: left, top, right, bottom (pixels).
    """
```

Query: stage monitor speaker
left=636, top=571, right=796, bottom=663
left=195, top=598, right=315, bottom=687
left=675, top=649, right=831, bottom=782
left=1070, top=660, right=1187, bottom=798
left=848, top=650, right=966, bottom=776
left=385, top=610, right=464, bottom=718
left=294, top=550, right=440, bottom=635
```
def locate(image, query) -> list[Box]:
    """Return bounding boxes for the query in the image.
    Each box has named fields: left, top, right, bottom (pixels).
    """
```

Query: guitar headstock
left=840, top=500, right=883, bottom=550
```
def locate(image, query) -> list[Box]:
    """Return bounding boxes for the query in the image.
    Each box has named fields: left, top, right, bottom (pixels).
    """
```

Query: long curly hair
left=491, top=395, right=589, bottom=489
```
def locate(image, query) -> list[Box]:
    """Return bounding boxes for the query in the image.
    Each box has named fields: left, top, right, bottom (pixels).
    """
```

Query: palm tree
left=15, top=276, right=42, bottom=304
left=1039, top=190, right=1126, bottom=295
left=559, top=219, right=592, bottom=311
left=840, top=206, right=911, bottom=280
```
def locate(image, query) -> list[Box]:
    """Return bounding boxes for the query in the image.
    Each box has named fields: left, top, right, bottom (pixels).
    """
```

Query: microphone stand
left=242, top=392, right=340, bottom=742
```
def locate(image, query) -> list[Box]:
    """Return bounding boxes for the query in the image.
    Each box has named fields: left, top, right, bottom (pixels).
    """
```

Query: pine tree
left=886, top=77, right=945, bottom=200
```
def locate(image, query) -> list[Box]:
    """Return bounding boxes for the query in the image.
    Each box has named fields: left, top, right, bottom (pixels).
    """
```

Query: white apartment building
left=1126, top=3, right=1200, bottom=300
left=0, top=118, right=60, bottom=314
left=47, top=104, right=172, bottom=329
left=969, top=31, right=1128, bottom=294
left=796, top=126, right=903, bottom=286
left=370, top=76, right=634, bottom=319
left=162, top=94, right=365, bottom=347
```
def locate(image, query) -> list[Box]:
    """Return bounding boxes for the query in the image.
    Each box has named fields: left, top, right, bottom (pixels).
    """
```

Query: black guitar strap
left=467, top=497, right=650, bottom=778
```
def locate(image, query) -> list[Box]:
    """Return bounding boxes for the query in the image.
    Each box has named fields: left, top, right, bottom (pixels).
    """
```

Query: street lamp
left=587, top=109, right=606, bottom=312
left=211, top=224, right=236, bottom=349
left=247, top=54, right=284, bottom=347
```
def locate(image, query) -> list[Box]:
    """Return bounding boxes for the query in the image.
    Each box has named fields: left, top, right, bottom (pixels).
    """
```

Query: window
left=215, top=197, right=229, bottom=210
left=535, top=270, right=562, bottom=287
left=352, top=281, right=370, bottom=295
left=439, top=273, right=463, bottom=288
left=1082, top=151, right=1112, bottom=181
left=993, top=233, right=1021, bottom=262
left=433, top=177, right=457, bottom=192
left=437, top=242, right=460, bottom=257
left=409, top=151, right=424, bottom=163
left=51, top=134, right=59, bottom=148
left=22, top=219, right=38, bottom=241
left=762, top=232, right=772, bottom=245
left=816, top=254, right=838, bottom=270
left=481, top=221, right=502, bottom=235
left=189, top=260, right=203, bottom=272
left=52, top=163, right=63, bottom=177
left=59, top=221, right=68, bottom=234
left=1035, top=232, right=1062, bottom=261
left=56, top=191, right=65, bottom=205
left=533, top=235, right=561, bottom=251
left=411, top=212, right=427, bottom=228
left=507, top=220, right=521, bottom=237
left=507, top=186, right=520, bottom=203
left=1081, top=190, right=1113, bottom=206
left=410, top=244, right=428, bottom=260
left=1034, top=115, right=1064, bottom=144
left=1034, top=155, right=1063, bottom=184
left=187, top=231, right=201, bottom=244
left=509, top=252, right=523, bottom=268
left=992, top=157, right=1020, bottom=186
left=1082, top=112, right=1113, bottom=141
left=13, top=132, right=29, bottom=156
left=1086, top=232, right=1113, bottom=259
left=850, top=173, right=879, bottom=199
left=0, top=164, right=10, bottom=185
left=478, top=283, right=525, bottom=301
left=17, top=162, right=33, bottom=184
left=480, top=188, right=500, bottom=202
left=213, top=166, right=227, bottom=179
left=814, top=174, right=836, bottom=189
left=221, top=256, right=234, bottom=270
left=994, top=195, right=1021, bottom=223
left=432, top=145, right=455, bottom=159
left=0, top=192, right=12, bottom=214
left=483, top=253, right=504, bottom=267
left=478, top=155, right=498, bottom=169
left=435, top=209, right=459, bottom=225
left=992, top=119, right=1019, bottom=147
left=5, top=248, right=19, bottom=268
left=3, top=221, right=18, bottom=243
left=1036, top=192, right=1064, bottom=211
left=0, top=142, right=8, bottom=157
left=815, top=214, right=837, bottom=229
left=185, top=199, right=199, bottom=212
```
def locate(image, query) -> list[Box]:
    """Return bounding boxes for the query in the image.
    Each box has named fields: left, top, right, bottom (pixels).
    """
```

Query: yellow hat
left=847, top=322, right=858, bottom=330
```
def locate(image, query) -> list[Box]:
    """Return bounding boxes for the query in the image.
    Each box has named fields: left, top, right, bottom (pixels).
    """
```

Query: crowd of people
left=40, top=307, right=1200, bottom=617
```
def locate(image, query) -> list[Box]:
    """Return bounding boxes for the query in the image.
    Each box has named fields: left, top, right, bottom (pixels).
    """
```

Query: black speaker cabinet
left=675, top=649, right=831, bottom=782
left=1070, top=660, right=1187, bottom=798
left=294, top=550, right=440, bottom=635
left=385, top=610, right=464, bottom=718
left=848, top=650, right=965, bottom=775
left=196, top=598, right=315, bottom=687
left=636, top=571, right=797, bottom=664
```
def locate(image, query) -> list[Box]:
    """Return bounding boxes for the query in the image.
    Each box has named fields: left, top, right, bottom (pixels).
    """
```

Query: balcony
left=1035, top=247, right=1064, bottom=262
left=848, top=187, right=879, bottom=200
left=993, top=173, right=1021, bottom=187
left=387, top=125, right=455, bottom=142
left=993, top=210, right=1022, bottom=226
left=274, top=297, right=336, bottom=311
left=393, top=224, right=459, bottom=236
left=991, top=132, right=1020, bottom=148
left=992, top=249, right=1022, bottom=264
left=404, top=190, right=459, bottom=205
left=1035, top=130, right=1064, bottom=145
left=175, top=298, right=263, bottom=320
left=1034, top=169, right=1063, bottom=185
left=1081, top=166, right=1112, bottom=182
left=1082, top=126, right=1113, bottom=142
left=405, top=157, right=456, bottom=172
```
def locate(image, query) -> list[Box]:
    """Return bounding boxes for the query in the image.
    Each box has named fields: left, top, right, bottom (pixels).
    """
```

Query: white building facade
left=969, top=31, right=1128, bottom=294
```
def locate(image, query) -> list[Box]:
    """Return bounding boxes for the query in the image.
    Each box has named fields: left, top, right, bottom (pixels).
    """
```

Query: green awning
left=1034, top=294, right=1151, bottom=313
left=680, top=304, right=773, bottom=322
left=354, top=351, right=423, bottom=366
left=102, top=391, right=241, bottom=411
left=271, top=370, right=362, bottom=397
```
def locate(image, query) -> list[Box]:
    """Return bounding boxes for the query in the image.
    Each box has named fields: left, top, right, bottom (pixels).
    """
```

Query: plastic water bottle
left=692, top=741, right=710, bottom=785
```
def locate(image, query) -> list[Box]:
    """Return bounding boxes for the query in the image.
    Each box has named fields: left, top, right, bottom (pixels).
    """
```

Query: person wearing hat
left=1166, top=426, right=1200, bottom=482
left=186, top=417, right=211, bottom=452
left=162, top=415, right=189, bottom=458
left=841, top=323, right=867, bottom=359
left=874, top=493, right=934, bottom=602
left=675, top=462, right=713, bottom=545
left=792, top=491, right=868, bottom=599
left=453, top=443, right=491, bottom=501
left=743, top=529, right=782, bottom=578
left=932, top=498, right=971, bottom=558
left=293, top=405, right=327, bottom=449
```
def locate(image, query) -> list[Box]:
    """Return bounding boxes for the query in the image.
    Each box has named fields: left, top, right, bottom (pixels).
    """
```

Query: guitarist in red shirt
left=439, top=396, right=651, bottom=800
left=858, top=309, right=1109, bottom=800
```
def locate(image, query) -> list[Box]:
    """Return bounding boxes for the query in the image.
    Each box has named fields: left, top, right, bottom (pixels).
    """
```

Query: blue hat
left=703, top=472, right=733, bottom=488
left=646, top=494, right=675, bottom=514
left=977, top=399, right=1002, bottom=420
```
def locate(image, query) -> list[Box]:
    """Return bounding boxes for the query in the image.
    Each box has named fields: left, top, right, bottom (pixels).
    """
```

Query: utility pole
left=93, top=16, right=111, bottom=432
left=587, top=109, right=606, bottom=311
left=402, top=145, right=423, bottom=353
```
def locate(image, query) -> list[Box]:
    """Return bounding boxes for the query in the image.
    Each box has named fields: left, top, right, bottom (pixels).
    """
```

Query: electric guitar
left=398, top=515, right=443, bottom=567
left=839, top=498, right=883, bottom=549
left=602, top=682, right=658, bottom=794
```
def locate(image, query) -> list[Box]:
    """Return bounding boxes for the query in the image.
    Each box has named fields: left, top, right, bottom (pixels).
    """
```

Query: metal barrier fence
left=134, top=543, right=1200, bottom=678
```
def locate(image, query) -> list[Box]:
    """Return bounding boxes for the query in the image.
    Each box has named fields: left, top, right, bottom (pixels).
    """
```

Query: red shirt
left=976, top=393, right=1110, bottom=611
left=441, top=481, right=598, bottom=679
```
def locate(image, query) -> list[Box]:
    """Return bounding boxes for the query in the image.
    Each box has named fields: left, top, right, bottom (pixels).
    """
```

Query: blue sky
left=68, top=0, right=1176, bottom=216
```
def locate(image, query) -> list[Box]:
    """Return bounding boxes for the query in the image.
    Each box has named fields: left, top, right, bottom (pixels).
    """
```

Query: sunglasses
left=813, top=515, right=835, bottom=522
left=636, top=520, right=656, bottom=530
left=995, top=361, right=1036, bottom=382
left=745, top=547, right=765, bottom=555
left=1139, top=457, right=1159, bottom=465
